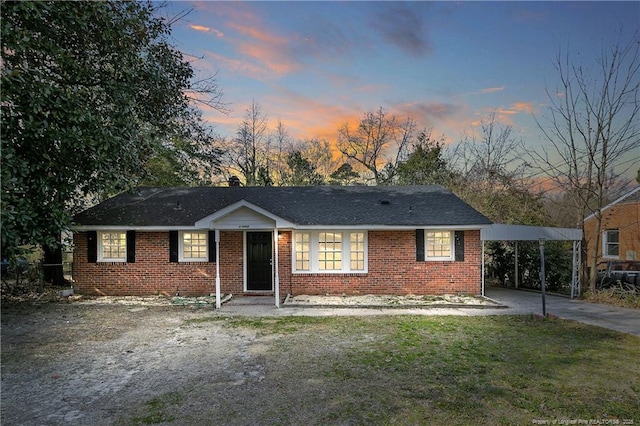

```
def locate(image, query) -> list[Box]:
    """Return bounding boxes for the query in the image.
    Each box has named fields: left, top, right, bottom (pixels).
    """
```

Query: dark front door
left=246, top=232, right=273, bottom=291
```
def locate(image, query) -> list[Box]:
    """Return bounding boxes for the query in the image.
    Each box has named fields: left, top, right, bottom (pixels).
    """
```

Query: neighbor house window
left=180, top=231, right=208, bottom=262
left=292, top=231, right=367, bottom=273
left=426, top=231, right=454, bottom=261
left=603, top=229, right=619, bottom=258
left=99, top=231, right=127, bottom=262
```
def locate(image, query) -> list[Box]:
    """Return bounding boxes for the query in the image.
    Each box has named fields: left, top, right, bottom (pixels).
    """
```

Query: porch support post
left=481, top=240, right=485, bottom=296
left=274, top=228, right=280, bottom=308
left=215, top=229, right=221, bottom=309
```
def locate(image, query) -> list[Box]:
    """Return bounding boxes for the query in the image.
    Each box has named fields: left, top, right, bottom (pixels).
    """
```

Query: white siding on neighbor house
left=213, top=206, right=276, bottom=230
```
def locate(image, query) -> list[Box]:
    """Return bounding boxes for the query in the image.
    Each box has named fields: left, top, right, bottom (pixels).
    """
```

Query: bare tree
left=337, top=107, right=416, bottom=185
left=227, top=100, right=271, bottom=186
left=292, top=138, right=339, bottom=181
left=528, top=35, right=640, bottom=292
left=269, top=119, right=292, bottom=186
left=450, top=113, right=544, bottom=225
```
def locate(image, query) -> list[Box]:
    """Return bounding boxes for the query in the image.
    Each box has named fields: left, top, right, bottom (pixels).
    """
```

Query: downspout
left=274, top=228, right=280, bottom=308
left=215, top=229, right=221, bottom=309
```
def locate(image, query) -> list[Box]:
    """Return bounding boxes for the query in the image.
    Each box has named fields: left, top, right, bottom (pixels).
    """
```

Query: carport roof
left=481, top=224, right=582, bottom=241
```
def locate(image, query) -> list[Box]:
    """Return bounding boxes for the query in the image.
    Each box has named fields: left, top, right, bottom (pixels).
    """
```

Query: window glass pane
left=426, top=231, right=452, bottom=259
left=319, top=232, right=342, bottom=270
left=294, top=232, right=310, bottom=271
left=101, top=232, right=126, bottom=259
left=605, top=230, right=620, bottom=257
left=350, top=232, right=365, bottom=270
left=183, top=232, right=207, bottom=259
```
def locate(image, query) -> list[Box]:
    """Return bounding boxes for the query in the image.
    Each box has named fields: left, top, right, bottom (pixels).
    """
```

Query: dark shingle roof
left=73, top=185, right=492, bottom=228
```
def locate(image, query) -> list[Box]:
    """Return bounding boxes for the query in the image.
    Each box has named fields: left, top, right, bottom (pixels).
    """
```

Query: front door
left=246, top=232, right=273, bottom=291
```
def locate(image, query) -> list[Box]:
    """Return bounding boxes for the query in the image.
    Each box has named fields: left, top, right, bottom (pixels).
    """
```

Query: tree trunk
left=43, top=244, right=68, bottom=286
left=588, top=214, right=603, bottom=293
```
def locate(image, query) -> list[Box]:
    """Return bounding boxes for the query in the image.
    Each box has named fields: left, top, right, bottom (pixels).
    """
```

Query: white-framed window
left=180, top=231, right=208, bottom=262
left=602, top=229, right=619, bottom=258
left=294, top=232, right=310, bottom=271
left=292, top=231, right=367, bottom=273
left=425, top=230, right=454, bottom=261
left=98, top=231, right=127, bottom=262
left=350, top=232, right=366, bottom=271
left=319, top=232, right=342, bottom=271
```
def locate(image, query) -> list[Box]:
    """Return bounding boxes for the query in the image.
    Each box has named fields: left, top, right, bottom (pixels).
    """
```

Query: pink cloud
left=481, top=86, right=505, bottom=94
left=203, top=50, right=271, bottom=80
left=190, top=24, right=210, bottom=32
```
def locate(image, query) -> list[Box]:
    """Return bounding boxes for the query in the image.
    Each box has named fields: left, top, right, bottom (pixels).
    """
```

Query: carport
left=480, top=224, right=583, bottom=299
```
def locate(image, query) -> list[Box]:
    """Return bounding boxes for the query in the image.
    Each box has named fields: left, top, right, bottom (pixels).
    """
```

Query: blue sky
left=161, top=1, right=639, bottom=176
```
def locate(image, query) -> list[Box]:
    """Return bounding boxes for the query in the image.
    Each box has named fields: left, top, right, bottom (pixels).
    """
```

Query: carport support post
left=215, top=229, right=221, bottom=309
left=515, top=241, right=519, bottom=289
left=539, top=238, right=547, bottom=318
left=571, top=241, right=578, bottom=299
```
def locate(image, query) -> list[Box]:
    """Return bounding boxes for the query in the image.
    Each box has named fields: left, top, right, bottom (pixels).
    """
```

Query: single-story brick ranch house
left=72, top=185, right=492, bottom=307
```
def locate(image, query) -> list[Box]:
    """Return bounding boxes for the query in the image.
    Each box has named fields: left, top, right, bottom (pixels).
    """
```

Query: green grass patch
left=168, top=314, right=639, bottom=424
left=265, top=315, right=639, bottom=424
left=125, top=391, right=184, bottom=425
left=186, top=315, right=335, bottom=334
left=336, top=316, right=638, bottom=423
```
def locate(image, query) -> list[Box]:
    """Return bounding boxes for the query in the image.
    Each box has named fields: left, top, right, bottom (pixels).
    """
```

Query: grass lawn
left=209, top=315, right=640, bottom=425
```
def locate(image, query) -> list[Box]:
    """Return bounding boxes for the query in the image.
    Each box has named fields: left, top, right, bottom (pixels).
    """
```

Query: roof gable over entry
left=73, top=185, right=493, bottom=229
left=194, top=201, right=292, bottom=230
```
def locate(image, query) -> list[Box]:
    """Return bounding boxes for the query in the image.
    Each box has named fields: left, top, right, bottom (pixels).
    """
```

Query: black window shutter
left=169, top=231, right=179, bottom=262
left=208, top=230, right=216, bottom=262
left=415, top=229, right=425, bottom=262
left=454, top=231, right=465, bottom=262
left=87, top=231, right=97, bottom=263
left=126, top=230, right=136, bottom=263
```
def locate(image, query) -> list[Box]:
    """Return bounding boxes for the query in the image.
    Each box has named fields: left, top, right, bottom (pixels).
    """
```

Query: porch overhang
left=194, top=199, right=294, bottom=230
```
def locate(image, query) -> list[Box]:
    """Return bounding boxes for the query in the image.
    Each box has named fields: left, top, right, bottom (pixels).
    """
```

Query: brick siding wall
left=584, top=201, right=640, bottom=264
left=73, top=230, right=482, bottom=296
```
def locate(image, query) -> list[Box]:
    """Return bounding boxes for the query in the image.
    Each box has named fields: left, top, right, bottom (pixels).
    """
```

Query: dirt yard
left=1, top=301, right=377, bottom=425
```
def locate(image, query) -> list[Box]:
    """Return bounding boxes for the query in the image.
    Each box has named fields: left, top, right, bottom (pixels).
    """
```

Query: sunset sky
left=160, top=1, right=639, bottom=177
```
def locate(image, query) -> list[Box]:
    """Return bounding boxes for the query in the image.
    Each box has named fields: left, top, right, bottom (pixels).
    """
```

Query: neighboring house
left=72, top=184, right=492, bottom=303
left=584, top=186, right=640, bottom=266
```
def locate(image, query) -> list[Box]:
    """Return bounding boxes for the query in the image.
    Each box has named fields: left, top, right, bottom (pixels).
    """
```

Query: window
left=292, top=231, right=367, bottom=273
left=294, top=232, right=310, bottom=271
left=319, top=232, right=342, bottom=270
left=350, top=232, right=365, bottom=270
left=426, top=231, right=454, bottom=261
left=603, top=229, right=619, bottom=258
left=180, top=231, right=208, bottom=262
left=99, top=231, right=127, bottom=262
